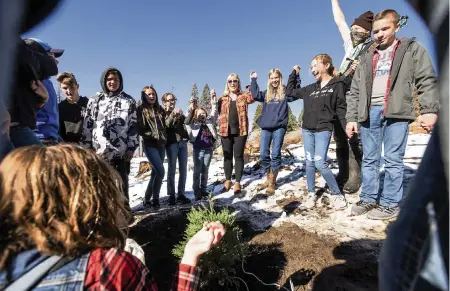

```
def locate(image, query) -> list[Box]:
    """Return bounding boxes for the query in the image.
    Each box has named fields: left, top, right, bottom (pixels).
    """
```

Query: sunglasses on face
left=228, top=79, right=239, bottom=84
left=166, top=99, right=177, bottom=103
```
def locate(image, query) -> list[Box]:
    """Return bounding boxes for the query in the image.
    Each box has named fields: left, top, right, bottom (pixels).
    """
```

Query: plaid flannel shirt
left=85, top=248, right=200, bottom=290
left=218, top=92, right=254, bottom=137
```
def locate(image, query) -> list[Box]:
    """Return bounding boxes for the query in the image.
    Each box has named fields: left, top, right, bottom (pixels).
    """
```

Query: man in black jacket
left=56, top=72, right=89, bottom=144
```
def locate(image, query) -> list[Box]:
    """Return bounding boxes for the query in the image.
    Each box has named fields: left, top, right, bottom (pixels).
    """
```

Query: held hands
left=189, top=97, right=197, bottom=111
left=417, top=113, right=438, bottom=133
left=346, top=122, right=359, bottom=138
left=293, top=65, right=301, bottom=75
left=250, top=71, right=257, bottom=79
left=210, top=89, right=217, bottom=104
left=181, top=221, right=226, bottom=266
left=174, top=108, right=183, bottom=119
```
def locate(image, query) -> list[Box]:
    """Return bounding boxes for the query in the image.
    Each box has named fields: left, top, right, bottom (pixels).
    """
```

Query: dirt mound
left=129, top=210, right=379, bottom=291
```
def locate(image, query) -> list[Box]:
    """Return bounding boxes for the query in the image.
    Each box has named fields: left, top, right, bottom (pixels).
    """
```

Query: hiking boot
left=256, top=169, right=271, bottom=191
left=266, top=171, right=279, bottom=195
left=143, top=200, right=152, bottom=208
left=323, top=194, right=348, bottom=210
left=344, top=139, right=362, bottom=194
left=177, top=195, right=191, bottom=204
left=303, top=192, right=319, bottom=209
left=224, top=180, right=232, bottom=192
left=151, top=200, right=160, bottom=209
left=168, top=196, right=176, bottom=206
left=234, top=182, right=241, bottom=194
left=351, top=201, right=376, bottom=216
left=367, top=205, right=399, bottom=220
left=201, top=190, right=209, bottom=197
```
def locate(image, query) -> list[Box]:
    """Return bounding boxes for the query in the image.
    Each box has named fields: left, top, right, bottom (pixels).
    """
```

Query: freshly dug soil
left=129, top=208, right=380, bottom=291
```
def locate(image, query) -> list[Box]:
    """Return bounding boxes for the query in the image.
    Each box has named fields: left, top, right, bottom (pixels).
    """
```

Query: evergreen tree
left=297, top=108, right=304, bottom=127
left=191, top=83, right=199, bottom=100
left=173, top=199, right=246, bottom=289
left=200, top=84, right=211, bottom=112
left=287, top=105, right=299, bottom=132
left=251, top=103, right=263, bottom=131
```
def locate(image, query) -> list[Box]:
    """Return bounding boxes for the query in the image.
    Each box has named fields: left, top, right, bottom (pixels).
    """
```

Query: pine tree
left=191, top=83, right=199, bottom=100
left=287, top=105, right=299, bottom=132
left=251, top=103, right=263, bottom=131
left=297, top=108, right=304, bottom=127
left=173, top=199, right=246, bottom=289
left=200, top=84, right=211, bottom=112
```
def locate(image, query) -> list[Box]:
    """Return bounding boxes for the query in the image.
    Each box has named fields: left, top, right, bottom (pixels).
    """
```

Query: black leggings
left=110, top=159, right=129, bottom=202
left=221, top=135, right=247, bottom=182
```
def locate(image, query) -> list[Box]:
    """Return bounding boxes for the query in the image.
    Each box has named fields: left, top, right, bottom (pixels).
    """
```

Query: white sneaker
left=303, top=192, right=319, bottom=209
left=323, top=194, right=348, bottom=210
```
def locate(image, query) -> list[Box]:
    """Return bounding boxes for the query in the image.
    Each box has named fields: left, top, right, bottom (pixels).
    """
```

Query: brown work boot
left=234, top=182, right=241, bottom=194
left=224, top=180, right=232, bottom=192
left=266, top=171, right=279, bottom=195
left=256, top=169, right=271, bottom=191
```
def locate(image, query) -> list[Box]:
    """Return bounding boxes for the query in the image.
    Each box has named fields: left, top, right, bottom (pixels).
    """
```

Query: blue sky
left=24, top=0, right=435, bottom=127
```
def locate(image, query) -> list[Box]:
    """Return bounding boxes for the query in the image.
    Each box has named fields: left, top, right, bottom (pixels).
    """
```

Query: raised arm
left=331, top=0, right=351, bottom=45
left=209, top=89, right=219, bottom=123
left=249, top=71, right=265, bottom=102
left=285, top=67, right=312, bottom=100
left=184, top=97, right=197, bottom=125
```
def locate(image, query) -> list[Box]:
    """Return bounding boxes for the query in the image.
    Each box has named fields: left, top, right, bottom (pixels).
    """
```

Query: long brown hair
left=141, top=85, right=162, bottom=120
left=313, top=54, right=339, bottom=77
left=0, top=144, right=131, bottom=269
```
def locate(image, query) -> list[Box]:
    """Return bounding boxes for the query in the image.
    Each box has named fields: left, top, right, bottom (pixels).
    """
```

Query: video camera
left=16, top=38, right=58, bottom=84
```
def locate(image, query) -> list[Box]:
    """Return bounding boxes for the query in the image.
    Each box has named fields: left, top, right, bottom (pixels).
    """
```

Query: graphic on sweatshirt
left=82, top=92, right=138, bottom=161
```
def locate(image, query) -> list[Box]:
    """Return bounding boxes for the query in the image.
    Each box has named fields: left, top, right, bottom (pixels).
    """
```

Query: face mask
left=351, top=31, right=371, bottom=47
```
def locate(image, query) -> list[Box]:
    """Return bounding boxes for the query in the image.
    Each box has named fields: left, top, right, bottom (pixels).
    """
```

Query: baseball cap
left=25, top=38, right=64, bottom=58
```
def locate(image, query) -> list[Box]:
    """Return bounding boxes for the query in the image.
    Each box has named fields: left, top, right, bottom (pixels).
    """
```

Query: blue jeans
left=9, top=126, right=43, bottom=148
left=302, top=128, right=341, bottom=195
left=379, top=125, right=449, bottom=290
left=360, top=106, right=409, bottom=207
left=260, top=127, right=286, bottom=173
left=144, top=146, right=166, bottom=203
left=193, top=147, right=213, bottom=197
left=166, top=141, right=188, bottom=198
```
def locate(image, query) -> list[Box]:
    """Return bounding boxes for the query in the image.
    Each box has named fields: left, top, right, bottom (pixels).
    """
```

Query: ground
left=128, top=134, right=429, bottom=290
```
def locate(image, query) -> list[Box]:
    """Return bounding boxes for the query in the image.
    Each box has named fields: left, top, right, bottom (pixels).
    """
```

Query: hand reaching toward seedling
left=181, top=221, right=226, bottom=266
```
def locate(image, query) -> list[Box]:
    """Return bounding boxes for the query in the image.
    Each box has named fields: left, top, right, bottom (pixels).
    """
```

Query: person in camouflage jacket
left=82, top=67, right=138, bottom=205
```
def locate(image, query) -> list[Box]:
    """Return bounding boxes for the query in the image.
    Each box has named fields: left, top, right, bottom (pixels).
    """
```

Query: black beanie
left=352, top=11, right=374, bottom=31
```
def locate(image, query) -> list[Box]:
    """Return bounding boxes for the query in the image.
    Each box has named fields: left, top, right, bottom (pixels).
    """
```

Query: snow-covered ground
left=129, top=134, right=430, bottom=242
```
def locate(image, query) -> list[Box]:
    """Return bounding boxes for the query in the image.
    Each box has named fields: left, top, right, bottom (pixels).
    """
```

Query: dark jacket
left=9, top=39, right=58, bottom=129
left=286, top=70, right=347, bottom=132
left=346, top=37, right=439, bottom=123
left=58, top=96, right=89, bottom=143
left=250, top=77, right=301, bottom=130
left=165, top=111, right=188, bottom=145
left=137, top=92, right=167, bottom=148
